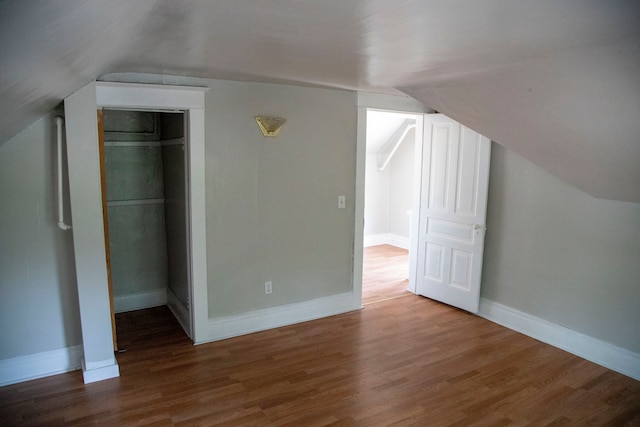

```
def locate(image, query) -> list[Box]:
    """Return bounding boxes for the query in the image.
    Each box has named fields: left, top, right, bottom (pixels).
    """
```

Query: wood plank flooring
left=2, top=247, right=640, bottom=425
left=362, top=244, right=410, bottom=305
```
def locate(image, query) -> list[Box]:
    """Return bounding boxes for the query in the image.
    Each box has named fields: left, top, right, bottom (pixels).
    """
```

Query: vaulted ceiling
left=1, top=0, right=639, bottom=201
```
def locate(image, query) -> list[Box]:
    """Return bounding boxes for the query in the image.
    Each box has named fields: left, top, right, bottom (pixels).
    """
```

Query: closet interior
left=102, top=109, right=191, bottom=339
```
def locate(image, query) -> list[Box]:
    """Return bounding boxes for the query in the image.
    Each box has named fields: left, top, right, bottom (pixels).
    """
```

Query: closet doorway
left=99, top=109, right=192, bottom=346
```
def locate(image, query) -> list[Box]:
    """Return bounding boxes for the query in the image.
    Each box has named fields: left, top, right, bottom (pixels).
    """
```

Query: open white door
left=415, top=114, right=491, bottom=313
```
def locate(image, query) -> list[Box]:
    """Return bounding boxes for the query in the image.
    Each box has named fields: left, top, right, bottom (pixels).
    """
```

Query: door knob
left=473, top=224, right=487, bottom=231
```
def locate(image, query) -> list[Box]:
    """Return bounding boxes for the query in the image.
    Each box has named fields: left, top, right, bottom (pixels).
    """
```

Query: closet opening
left=99, top=108, right=192, bottom=347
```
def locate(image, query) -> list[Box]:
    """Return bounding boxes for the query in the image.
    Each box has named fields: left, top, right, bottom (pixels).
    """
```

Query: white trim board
left=478, top=298, right=640, bottom=381
left=114, top=288, right=167, bottom=313
left=357, top=92, right=427, bottom=113
left=167, top=287, right=191, bottom=338
left=201, top=292, right=360, bottom=344
left=95, top=81, right=209, bottom=344
left=388, top=234, right=410, bottom=250
left=0, top=345, right=83, bottom=386
left=104, top=138, right=184, bottom=147
left=82, top=358, right=120, bottom=384
left=96, top=82, right=206, bottom=110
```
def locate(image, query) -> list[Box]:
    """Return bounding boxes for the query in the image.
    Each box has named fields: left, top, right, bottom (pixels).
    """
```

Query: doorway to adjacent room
left=362, top=109, right=420, bottom=304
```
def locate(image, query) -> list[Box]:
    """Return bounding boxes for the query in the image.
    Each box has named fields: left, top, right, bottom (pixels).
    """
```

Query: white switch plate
left=338, top=195, right=346, bottom=209
left=265, top=281, right=272, bottom=294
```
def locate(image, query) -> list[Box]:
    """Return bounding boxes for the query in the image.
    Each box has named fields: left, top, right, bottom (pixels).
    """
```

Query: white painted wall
left=388, top=127, right=415, bottom=240
left=482, top=144, right=640, bottom=354
left=364, top=154, right=390, bottom=237
left=0, top=112, right=82, bottom=360
left=364, top=112, right=416, bottom=247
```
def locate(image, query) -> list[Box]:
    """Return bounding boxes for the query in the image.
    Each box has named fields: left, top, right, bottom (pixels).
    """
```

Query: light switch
left=338, top=195, right=346, bottom=209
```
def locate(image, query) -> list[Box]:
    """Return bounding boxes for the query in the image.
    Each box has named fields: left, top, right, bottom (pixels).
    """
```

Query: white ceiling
left=1, top=0, right=639, bottom=201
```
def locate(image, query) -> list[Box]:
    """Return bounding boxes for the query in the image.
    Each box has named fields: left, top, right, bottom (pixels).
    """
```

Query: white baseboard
left=0, top=292, right=356, bottom=385
left=82, top=358, right=119, bottom=384
left=388, top=234, right=410, bottom=250
left=167, top=287, right=191, bottom=338
left=479, top=298, right=640, bottom=381
left=364, top=233, right=389, bottom=247
left=0, top=345, right=83, bottom=386
left=200, top=292, right=360, bottom=344
left=364, top=233, right=409, bottom=249
left=114, top=288, right=167, bottom=313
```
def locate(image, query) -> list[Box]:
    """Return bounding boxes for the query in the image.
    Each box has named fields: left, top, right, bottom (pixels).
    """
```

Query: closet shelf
left=107, top=198, right=165, bottom=207
left=104, top=138, right=184, bottom=147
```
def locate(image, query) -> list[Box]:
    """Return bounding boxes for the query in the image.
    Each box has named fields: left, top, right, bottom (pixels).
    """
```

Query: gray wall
left=205, top=81, right=356, bottom=317
left=161, top=114, right=189, bottom=308
left=482, top=143, right=640, bottom=353
left=104, top=111, right=168, bottom=300
left=2, top=80, right=639, bottom=369
left=0, top=112, right=81, bottom=359
left=104, top=110, right=188, bottom=308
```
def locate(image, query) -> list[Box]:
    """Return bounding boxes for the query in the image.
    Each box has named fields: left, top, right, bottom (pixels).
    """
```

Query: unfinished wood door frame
left=97, top=109, right=118, bottom=351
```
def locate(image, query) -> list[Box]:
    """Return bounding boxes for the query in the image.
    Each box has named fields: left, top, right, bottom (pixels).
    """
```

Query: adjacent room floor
left=362, top=244, right=410, bottom=305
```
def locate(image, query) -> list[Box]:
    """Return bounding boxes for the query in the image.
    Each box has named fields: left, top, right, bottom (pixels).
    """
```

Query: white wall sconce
left=255, top=116, right=286, bottom=137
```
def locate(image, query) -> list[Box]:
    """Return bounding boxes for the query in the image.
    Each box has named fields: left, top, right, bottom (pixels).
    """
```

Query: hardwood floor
left=362, top=244, right=410, bottom=305
left=2, top=294, right=639, bottom=425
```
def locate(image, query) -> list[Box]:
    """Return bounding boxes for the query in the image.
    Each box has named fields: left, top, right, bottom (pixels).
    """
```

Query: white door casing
left=95, top=82, right=209, bottom=343
left=415, top=114, right=491, bottom=313
left=66, top=82, right=209, bottom=384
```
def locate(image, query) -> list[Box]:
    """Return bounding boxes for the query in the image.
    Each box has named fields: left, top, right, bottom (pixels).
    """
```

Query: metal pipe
left=377, top=120, right=416, bottom=172
left=55, top=116, right=72, bottom=231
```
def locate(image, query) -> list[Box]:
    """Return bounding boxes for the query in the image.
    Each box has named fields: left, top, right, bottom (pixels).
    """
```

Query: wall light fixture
left=255, top=116, right=286, bottom=137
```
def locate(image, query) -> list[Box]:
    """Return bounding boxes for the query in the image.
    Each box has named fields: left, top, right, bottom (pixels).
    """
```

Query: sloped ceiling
left=1, top=0, right=639, bottom=201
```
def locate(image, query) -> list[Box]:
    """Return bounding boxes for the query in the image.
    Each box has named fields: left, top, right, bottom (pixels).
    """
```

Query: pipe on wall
left=376, top=119, right=416, bottom=172
left=55, top=116, right=72, bottom=231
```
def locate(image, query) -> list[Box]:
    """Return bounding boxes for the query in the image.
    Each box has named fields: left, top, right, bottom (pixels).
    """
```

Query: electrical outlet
left=338, top=195, right=346, bottom=209
left=265, top=281, right=273, bottom=294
